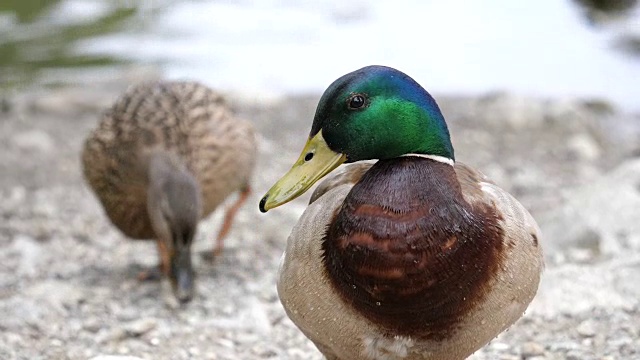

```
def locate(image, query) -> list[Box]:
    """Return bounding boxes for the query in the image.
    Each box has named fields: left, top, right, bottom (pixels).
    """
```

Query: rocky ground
left=1, top=69, right=639, bottom=360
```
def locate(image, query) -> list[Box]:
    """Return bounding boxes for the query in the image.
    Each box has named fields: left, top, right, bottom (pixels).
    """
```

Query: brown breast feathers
left=321, top=156, right=506, bottom=340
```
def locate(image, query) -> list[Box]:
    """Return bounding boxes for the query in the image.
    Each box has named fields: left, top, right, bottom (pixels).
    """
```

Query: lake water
left=1, top=0, right=639, bottom=112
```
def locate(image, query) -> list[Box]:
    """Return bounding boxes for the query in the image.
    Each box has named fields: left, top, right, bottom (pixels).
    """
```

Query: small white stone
left=216, top=338, right=235, bottom=348
left=11, top=235, right=41, bottom=277
left=567, top=133, right=601, bottom=161
left=576, top=320, right=597, bottom=337
left=490, top=342, right=511, bottom=351
left=521, top=341, right=545, bottom=357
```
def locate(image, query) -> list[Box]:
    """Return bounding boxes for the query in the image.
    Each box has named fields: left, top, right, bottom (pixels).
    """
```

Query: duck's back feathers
left=278, top=158, right=543, bottom=360
left=82, top=81, right=256, bottom=239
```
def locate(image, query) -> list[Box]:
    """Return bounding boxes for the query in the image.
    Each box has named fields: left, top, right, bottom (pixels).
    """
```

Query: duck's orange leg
left=213, top=186, right=251, bottom=256
left=138, top=239, right=170, bottom=281
left=157, top=239, right=170, bottom=274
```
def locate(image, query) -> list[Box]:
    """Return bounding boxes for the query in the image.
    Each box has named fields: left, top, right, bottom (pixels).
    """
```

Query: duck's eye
left=347, top=94, right=367, bottom=110
left=304, top=152, right=314, bottom=161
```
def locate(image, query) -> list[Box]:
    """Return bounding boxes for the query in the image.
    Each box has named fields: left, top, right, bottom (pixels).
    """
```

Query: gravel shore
left=1, top=71, right=639, bottom=359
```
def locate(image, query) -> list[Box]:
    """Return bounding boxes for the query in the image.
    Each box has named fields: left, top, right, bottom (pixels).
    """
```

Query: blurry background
left=1, top=0, right=639, bottom=112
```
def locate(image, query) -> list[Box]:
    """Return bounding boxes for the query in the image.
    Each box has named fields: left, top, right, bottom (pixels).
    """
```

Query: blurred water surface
left=1, top=0, right=638, bottom=111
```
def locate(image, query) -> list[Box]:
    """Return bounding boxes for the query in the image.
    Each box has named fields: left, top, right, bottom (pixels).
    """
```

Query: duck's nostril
left=304, top=152, right=314, bottom=161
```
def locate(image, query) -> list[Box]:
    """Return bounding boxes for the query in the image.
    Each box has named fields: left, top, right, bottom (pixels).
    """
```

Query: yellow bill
left=260, top=130, right=346, bottom=212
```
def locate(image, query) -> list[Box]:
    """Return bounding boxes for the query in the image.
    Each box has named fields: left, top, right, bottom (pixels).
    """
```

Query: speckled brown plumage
left=82, top=81, right=256, bottom=301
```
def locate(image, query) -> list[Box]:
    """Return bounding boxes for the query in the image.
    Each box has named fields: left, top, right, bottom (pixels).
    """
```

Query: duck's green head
left=260, top=65, right=453, bottom=212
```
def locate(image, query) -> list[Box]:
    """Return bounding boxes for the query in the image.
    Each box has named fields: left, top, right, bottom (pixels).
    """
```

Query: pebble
left=12, top=129, right=54, bottom=153
left=489, top=342, right=510, bottom=351
left=115, top=307, right=141, bottom=322
left=204, top=351, right=218, bottom=360
left=215, top=338, right=236, bottom=349
left=89, top=357, right=145, bottom=360
left=287, top=348, right=313, bottom=358
left=521, top=341, right=545, bottom=357
left=252, top=346, right=279, bottom=357
left=576, top=319, right=597, bottom=337
left=122, top=319, right=157, bottom=337
left=50, top=338, right=63, bottom=347
left=565, top=350, right=585, bottom=360
left=567, top=133, right=601, bottom=161
left=497, top=356, right=519, bottom=360
left=188, top=347, right=200, bottom=356
left=83, top=317, right=104, bottom=333
left=11, top=234, right=41, bottom=277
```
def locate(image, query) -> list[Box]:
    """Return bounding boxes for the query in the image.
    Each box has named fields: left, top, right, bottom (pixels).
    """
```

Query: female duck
left=260, top=66, right=543, bottom=359
left=83, top=81, right=256, bottom=303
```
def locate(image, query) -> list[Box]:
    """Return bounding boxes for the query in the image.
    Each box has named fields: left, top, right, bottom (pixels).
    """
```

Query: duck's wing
left=454, top=161, right=542, bottom=250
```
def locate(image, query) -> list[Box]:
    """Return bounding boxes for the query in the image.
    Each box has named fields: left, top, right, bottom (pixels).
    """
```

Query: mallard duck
left=260, top=66, right=543, bottom=359
left=82, top=81, right=256, bottom=303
